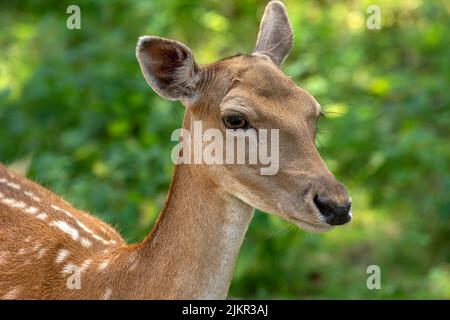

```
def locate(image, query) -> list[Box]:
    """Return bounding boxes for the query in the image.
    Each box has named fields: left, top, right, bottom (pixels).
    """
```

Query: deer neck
left=137, top=113, right=254, bottom=299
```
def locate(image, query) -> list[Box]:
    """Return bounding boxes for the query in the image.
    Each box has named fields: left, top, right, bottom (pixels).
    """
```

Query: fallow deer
left=0, top=1, right=351, bottom=299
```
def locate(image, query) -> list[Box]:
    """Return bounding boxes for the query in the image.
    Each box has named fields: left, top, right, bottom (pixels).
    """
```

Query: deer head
left=136, top=1, right=352, bottom=232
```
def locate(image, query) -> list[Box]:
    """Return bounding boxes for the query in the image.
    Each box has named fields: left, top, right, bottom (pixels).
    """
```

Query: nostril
left=313, top=195, right=352, bottom=225
left=313, top=195, right=334, bottom=218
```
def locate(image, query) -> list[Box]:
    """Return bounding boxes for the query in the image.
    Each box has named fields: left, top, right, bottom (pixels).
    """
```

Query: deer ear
left=136, top=36, right=200, bottom=101
left=253, top=1, right=293, bottom=66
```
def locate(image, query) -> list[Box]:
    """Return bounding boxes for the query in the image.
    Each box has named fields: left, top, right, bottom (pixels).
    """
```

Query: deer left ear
left=253, top=1, right=293, bottom=66
left=136, top=36, right=200, bottom=101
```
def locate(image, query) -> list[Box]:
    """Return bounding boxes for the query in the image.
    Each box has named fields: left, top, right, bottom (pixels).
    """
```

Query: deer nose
left=313, top=195, right=352, bottom=225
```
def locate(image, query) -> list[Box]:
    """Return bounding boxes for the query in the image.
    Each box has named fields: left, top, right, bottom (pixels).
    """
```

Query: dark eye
left=223, top=114, right=249, bottom=129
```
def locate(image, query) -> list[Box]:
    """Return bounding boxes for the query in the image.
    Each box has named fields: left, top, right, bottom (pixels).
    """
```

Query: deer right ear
left=136, top=36, right=200, bottom=101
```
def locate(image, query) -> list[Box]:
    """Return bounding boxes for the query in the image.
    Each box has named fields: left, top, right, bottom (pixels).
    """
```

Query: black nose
left=313, top=196, right=352, bottom=225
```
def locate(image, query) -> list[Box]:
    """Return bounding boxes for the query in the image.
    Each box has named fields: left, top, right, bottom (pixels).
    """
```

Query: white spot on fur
left=55, top=249, right=70, bottom=264
left=51, top=204, right=74, bottom=218
left=0, top=191, right=4, bottom=198
left=80, top=259, right=92, bottom=270
left=11, top=200, right=27, bottom=209
left=76, top=220, right=94, bottom=234
left=51, top=204, right=118, bottom=246
left=1, top=198, right=17, bottom=207
left=50, top=220, right=79, bottom=241
left=24, top=191, right=41, bottom=202
left=2, top=287, right=20, bottom=299
left=24, top=206, right=39, bottom=214
left=76, top=220, right=115, bottom=246
left=36, top=213, right=48, bottom=220
left=128, top=253, right=139, bottom=272
left=62, top=210, right=74, bottom=219
left=101, top=288, right=113, bottom=300
left=37, top=247, right=47, bottom=259
left=81, top=237, right=92, bottom=248
left=0, top=178, right=21, bottom=190
left=6, top=181, right=21, bottom=190
left=98, top=258, right=110, bottom=270
left=92, top=234, right=103, bottom=241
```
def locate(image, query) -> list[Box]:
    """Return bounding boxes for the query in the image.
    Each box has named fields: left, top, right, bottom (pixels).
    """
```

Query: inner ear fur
left=136, top=36, right=200, bottom=101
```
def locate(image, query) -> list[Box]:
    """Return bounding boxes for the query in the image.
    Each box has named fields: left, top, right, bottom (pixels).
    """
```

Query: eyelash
left=315, top=111, right=326, bottom=137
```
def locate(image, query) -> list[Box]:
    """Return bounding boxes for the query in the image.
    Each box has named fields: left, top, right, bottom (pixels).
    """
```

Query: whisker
left=263, top=224, right=295, bottom=240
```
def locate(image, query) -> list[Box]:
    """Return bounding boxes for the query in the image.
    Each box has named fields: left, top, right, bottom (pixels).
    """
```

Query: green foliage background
left=0, top=0, right=449, bottom=298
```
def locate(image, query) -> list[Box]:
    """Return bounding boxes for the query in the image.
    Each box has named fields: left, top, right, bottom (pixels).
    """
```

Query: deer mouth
left=286, top=215, right=333, bottom=233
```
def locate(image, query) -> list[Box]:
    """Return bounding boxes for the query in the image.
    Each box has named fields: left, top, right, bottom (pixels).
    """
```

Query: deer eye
left=223, top=114, right=249, bottom=130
